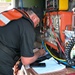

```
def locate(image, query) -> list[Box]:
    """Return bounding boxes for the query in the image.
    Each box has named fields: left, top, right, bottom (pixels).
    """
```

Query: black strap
left=0, top=42, right=15, bottom=58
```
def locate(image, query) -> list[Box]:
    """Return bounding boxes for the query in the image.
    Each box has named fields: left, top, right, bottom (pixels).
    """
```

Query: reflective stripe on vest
left=0, top=9, right=23, bottom=26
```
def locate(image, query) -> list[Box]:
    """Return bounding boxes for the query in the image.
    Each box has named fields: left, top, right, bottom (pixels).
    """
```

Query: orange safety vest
left=0, top=8, right=29, bottom=26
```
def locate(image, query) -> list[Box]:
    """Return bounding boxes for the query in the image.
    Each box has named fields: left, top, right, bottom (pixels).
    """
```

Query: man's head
left=31, top=7, right=44, bottom=21
left=24, top=7, right=44, bottom=27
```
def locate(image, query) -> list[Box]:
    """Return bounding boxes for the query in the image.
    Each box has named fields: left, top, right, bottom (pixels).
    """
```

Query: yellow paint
left=59, top=0, right=68, bottom=10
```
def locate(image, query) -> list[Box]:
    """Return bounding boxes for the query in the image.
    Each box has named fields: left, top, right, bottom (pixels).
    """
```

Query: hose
left=65, top=37, right=75, bottom=66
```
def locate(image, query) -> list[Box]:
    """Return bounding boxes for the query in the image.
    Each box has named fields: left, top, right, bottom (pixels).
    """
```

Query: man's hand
left=35, top=49, right=46, bottom=57
left=13, top=60, right=20, bottom=75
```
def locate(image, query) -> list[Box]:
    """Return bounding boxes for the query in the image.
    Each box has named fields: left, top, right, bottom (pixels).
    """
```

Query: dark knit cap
left=30, top=7, right=44, bottom=21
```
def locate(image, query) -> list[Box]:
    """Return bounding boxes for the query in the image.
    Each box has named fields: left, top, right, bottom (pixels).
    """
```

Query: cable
left=47, top=13, right=64, bottom=54
left=45, top=43, right=66, bottom=61
left=65, top=37, right=75, bottom=66
left=42, top=40, right=66, bottom=61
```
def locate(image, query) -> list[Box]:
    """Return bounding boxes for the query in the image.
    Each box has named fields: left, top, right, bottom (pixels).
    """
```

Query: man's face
left=26, top=10, right=40, bottom=27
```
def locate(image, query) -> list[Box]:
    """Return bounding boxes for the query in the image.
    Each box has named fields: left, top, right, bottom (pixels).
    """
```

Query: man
left=0, top=7, right=46, bottom=75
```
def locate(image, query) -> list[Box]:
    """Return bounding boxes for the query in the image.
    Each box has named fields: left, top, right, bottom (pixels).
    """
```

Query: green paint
left=6, top=0, right=11, bottom=2
left=21, top=0, right=45, bottom=9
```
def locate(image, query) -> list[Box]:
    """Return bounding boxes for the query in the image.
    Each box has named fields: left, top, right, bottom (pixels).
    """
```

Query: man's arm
left=21, top=49, right=46, bottom=66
